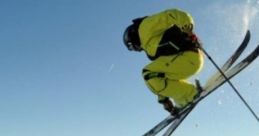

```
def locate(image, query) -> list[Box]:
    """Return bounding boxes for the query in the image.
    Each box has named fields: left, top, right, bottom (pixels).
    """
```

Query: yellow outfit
left=139, top=9, right=204, bottom=108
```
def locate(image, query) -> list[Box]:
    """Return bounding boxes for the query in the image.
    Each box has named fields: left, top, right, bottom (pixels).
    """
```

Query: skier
left=123, top=8, right=204, bottom=115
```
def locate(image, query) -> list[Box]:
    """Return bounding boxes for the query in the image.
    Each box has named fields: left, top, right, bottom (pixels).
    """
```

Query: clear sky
left=0, top=0, right=259, bottom=136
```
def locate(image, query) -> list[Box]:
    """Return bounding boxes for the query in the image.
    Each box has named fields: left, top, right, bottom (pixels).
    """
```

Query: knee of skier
left=142, top=70, right=167, bottom=93
left=146, top=78, right=167, bottom=93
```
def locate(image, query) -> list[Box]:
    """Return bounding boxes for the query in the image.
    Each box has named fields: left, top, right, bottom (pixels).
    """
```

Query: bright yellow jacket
left=138, top=9, right=194, bottom=57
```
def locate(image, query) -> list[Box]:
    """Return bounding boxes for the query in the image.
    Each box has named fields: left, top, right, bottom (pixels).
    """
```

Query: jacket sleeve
left=138, top=9, right=178, bottom=57
left=138, top=9, right=194, bottom=57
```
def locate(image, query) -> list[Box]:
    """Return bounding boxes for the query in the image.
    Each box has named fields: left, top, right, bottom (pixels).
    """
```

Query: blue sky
left=0, top=0, right=259, bottom=136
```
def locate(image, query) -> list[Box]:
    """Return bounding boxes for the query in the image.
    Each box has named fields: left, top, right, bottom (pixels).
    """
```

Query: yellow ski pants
left=143, top=51, right=204, bottom=107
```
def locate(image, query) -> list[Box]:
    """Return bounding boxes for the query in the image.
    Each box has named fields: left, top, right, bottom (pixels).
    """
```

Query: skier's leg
left=142, top=51, right=204, bottom=108
left=143, top=74, right=197, bottom=107
left=158, top=79, right=197, bottom=107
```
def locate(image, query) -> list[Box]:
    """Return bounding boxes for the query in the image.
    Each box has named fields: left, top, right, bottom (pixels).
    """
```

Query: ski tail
left=142, top=116, right=175, bottom=136
left=162, top=106, right=195, bottom=136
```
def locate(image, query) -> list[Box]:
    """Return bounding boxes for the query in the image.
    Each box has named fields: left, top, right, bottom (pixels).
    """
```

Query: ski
left=218, top=30, right=250, bottom=71
left=205, top=30, right=250, bottom=87
left=142, top=30, right=251, bottom=136
left=162, top=43, right=259, bottom=136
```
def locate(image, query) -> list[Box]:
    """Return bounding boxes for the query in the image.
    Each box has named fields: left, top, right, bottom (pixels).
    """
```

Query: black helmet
left=123, top=24, right=142, bottom=51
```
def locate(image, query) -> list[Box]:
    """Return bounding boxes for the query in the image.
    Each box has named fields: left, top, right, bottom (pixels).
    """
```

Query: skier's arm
left=146, top=26, right=201, bottom=60
left=138, top=10, right=179, bottom=57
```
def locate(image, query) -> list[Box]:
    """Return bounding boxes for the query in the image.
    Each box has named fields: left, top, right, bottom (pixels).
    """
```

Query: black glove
left=182, top=33, right=203, bottom=49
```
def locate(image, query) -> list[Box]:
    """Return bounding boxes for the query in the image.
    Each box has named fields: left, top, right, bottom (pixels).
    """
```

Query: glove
left=188, top=33, right=203, bottom=48
left=180, top=32, right=203, bottom=50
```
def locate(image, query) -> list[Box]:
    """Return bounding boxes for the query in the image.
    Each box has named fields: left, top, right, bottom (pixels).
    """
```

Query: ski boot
left=159, top=97, right=180, bottom=117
